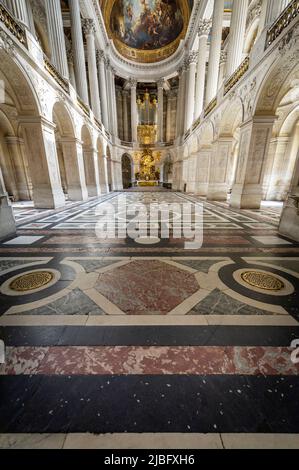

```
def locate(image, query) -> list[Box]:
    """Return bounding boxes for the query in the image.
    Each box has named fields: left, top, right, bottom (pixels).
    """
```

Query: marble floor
left=0, top=191, right=298, bottom=448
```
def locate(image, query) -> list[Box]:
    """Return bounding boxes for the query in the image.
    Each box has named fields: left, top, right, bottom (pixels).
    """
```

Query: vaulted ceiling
left=100, top=0, right=193, bottom=63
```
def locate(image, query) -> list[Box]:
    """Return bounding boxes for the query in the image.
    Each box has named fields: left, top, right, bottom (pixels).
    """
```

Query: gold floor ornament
left=9, top=271, right=54, bottom=292
left=241, top=271, right=285, bottom=292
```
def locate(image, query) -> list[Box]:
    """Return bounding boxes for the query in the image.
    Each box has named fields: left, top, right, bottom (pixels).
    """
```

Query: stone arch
left=244, top=17, right=259, bottom=54
left=252, top=52, right=299, bottom=201
left=220, top=98, right=244, bottom=136
left=0, top=49, right=40, bottom=204
left=254, top=54, right=299, bottom=116
left=264, top=90, right=299, bottom=201
left=0, top=50, right=40, bottom=116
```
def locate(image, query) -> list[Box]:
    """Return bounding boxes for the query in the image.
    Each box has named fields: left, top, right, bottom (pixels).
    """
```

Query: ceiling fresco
left=101, top=0, right=192, bottom=63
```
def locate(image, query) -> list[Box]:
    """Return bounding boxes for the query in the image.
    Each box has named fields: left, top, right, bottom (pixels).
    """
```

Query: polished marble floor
left=0, top=190, right=298, bottom=448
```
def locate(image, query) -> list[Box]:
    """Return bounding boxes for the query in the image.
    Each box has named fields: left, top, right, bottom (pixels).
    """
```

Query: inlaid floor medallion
left=241, top=271, right=285, bottom=291
left=9, top=271, right=54, bottom=292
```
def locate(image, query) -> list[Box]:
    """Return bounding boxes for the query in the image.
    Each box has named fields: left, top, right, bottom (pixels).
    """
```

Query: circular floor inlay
left=241, top=271, right=285, bottom=291
left=9, top=271, right=54, bottom=292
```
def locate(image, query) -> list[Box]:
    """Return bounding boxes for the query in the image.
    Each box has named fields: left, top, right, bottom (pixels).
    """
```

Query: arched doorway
left=121, top=154, right=132, bottom=189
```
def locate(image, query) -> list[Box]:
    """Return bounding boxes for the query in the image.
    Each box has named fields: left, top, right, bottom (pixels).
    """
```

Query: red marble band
left=1, top=346, right=298, bottom=376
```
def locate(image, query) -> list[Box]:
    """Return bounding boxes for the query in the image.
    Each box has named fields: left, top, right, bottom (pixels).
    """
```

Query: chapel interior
left=0, top=0, right=299, bottom=450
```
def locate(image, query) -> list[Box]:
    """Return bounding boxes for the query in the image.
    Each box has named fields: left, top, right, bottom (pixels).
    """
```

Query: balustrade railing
left=0, top=3, right=27, bottom=48
left=224, top=56, right=250, bottom=95
left=204, top=97, right=217, bottom=117
left=266, top=0, right=299, bottom=49
left=77, top=96, right=90, bottom=117
left=44, top=56, right=69, bottom=93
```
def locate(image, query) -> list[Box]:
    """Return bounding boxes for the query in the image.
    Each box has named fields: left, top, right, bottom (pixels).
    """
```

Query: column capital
left=96, top=50, right=105, bottom=64
left=82, top=18, right=96, bottom=36
left=186, top=51, right=198, bottom=67
left=198, top=18, right=212, bottom=37
left=157, top=78, right=165, bottom=89
left=129, top=78, right=137, bottom=88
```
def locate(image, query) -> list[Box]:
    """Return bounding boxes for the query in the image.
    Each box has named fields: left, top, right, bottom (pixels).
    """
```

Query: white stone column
left=45, top=0, right=69, bottom=79
left=176, top=67, right=186, bottom=138
left=122, top=90, right=129, bottom=142
left=166, top=91, right=173, bottom=142
left=0, top=166, right=16, bottom=239
left=175, top=68, right=182, bottom=137
left=226, top=0, right=248, bottom=78
left=69, top=0, right=89, bottom=104
left=184, top=52, right=197, bottom=132
left=83, top=19, right=101, bottom=120
left=157, top=79, right=164, bottom=142
left=205, top=0, right=225, bottom=104
left=130, top=79, right=138, bottom=142
left=194, top=19, right=211, bottom=120
left=104, top=58, right=112, bottom=132
left=96, top=51, right=109, bottom=130
left=110, top=67, right=118, bottom=137
left=59, top=138, right=88, bottom=201
left=230, top=116, right=276, bottom=209
left=20, top=118, right=65, bottom=209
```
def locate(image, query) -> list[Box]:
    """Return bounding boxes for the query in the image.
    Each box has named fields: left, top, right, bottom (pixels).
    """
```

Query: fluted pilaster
left=45, top=0, right=69, bottom=79
left=194, top=19, right=211, bottom=120
left=122, top=90, right=129, bottom=142
left=226, top=0, right=248, bottom=77
left=83, top=19, right=101, bottom=120
left=96, top=51, right=109, bottom=130
left=69, top=0, right=89, bottom=104
left=206, top=0, right=225, bottom=104
left=130, top=79, right=138, bottom=142
left=157, top=79, right=165, bottom=142
left=185, top=52, right=197, bottom=132
left=7, top=0, right=29, bottom=27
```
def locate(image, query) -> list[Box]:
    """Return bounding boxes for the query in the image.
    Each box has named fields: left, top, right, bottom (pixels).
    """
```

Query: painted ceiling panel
left=100, top=0, right=192, bottom=63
